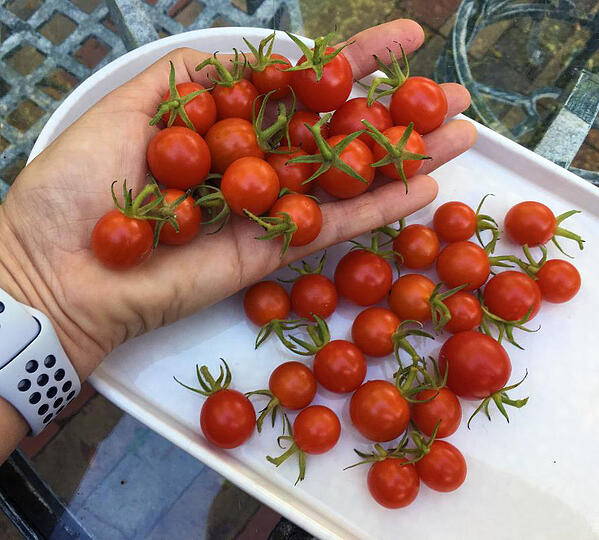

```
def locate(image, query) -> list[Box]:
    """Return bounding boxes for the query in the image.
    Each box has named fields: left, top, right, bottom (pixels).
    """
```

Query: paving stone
left=7, top=99, right=44, bottom=131
left=5, top=44, right=46, bottom=76
left=0, top=79, right=10, bottom=99
left=0, top=136, right=10, bottom=153
left=73, top=36, right=111, bottom=68
left=572, top=142, right=599, bottom=171
left=37, top=68, right=80, bottom=100
left=71, top=0, right=101, bottom=14
left=6, top=0, right=42, bottom=20
left=1, top=154, right=27, bottom=184
left=39, top=12, right=78, bottom=45
left=171, top=0, right=205, bottom=27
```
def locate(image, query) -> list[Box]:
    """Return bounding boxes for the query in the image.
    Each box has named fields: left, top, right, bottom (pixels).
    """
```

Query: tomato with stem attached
left=442, top=291, right=482, bottom=334
left=393, top=224, right=440, bottom=269
left=483, top=271, right=541, bottom=322
left=244, top=33, right=292, bottom=99
left=156, top=189, right=201, bottom=245
left=288, top=111, right=330, bottom=154
left=368, top=457, right=420, bottom=509
left=243, top=281, right=290, bottom=326
left=415, top=440, right=467, bottom=492
left=313, top=340, right=366, bottom=394
left=412, top=387, right=462, bottom=438
left=205, top=118, right=264, bottom=174
left=266, top=147, right=315, bottom=194
left=388, top=274, right=435, bottom=322
left=268, top=193, right=322, bottom=247
left=335, top=249, right=393, bottom=306
left=329, top=97, right=392, bottom=148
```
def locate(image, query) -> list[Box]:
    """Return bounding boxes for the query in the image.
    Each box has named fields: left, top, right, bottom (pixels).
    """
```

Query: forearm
left=0, top=397, right=28, bottom=463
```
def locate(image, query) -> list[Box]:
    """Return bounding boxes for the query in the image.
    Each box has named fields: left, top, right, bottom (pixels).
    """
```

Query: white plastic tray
left=29, top=28, right=599, bottom=540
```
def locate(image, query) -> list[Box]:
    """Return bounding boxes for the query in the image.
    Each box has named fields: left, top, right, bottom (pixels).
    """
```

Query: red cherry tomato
left=390, top=76, right=448, bottom=134
left=291, top=47, right=352, bottom=112
left=504, top=201, right=556, bottom=246
left=268, top=193, right=322, bottom=246
left=329, top=98, right=392, bottom=148
left=288, top=111, right=330, bottom=154
left=483, top=271, right=541, bottom=322
left=393, top=224, right=440, bottom=269
left=293, top=405, right=341, bottom=454
left=269, top=361, right=317, bottom=410
left=160, top=81, right=216, bottom=135
left=251, top=53, right=292, bottom=99
left=351, top=307, right=400, bottom=357
left=388, top=274, right=435, bottom=323
left=266, top=147, right=315, bottom=194
left=313, top=340, right=366, bottom=394
left=147, top=126, right=211, bottom=189
left=205, top=118, right=264, bottom=174
left=91, top=210, right=153, bottom=270
left=438, top=331, right=511, bottom=399
left=536, top=259, right=581, bottom=303
left=415, top=441, right=467, bottom=492
left=243, top=281, right=290, bottom=326
left=221, top=157, right=279, bottom=216
left=368, top=458, right=420, bottom=509
left=372, top=126, right=426, bottom=181
left=212, top=78, right=259, bottom=121
left=411, top=387, right=462, bottom=438
left=200, top=388, right=255, bottom=448
left=442, top=291, right=483, bottom=333
left=433, top=201, right=477, bottom=243
left=291, top=274, right=338, bottom=319
left=157, top=189, right=201, bottom=245
left=436, top=241, right=490, bottom=291
left=334, top=249, right=393, bottom=306
left=350, top=380, right=410, bottom=441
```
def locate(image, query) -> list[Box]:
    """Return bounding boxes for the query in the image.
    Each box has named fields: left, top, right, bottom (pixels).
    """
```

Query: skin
left=0, top=19, right=476, bottom=463
left=243, top=281, right=290, bottom=326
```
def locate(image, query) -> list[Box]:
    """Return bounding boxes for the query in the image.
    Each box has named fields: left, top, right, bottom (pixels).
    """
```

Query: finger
left=420, top=119, right=478, bottom=175
left=442, top=83, right=471, bottom=118
left=339, top=19, right=425, bottom=80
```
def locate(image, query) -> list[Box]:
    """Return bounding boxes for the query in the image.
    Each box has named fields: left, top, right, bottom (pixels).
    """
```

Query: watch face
left=0, top=302, right=41, bottom=369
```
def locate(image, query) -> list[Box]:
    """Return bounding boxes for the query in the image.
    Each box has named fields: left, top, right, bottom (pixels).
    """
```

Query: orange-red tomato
left=205, top=118, right=263, bottom=174
left=243, top=281, right=290, bottom=326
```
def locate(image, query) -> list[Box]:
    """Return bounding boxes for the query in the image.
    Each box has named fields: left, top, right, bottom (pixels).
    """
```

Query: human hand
left=0, top=19, right=475, bottom=380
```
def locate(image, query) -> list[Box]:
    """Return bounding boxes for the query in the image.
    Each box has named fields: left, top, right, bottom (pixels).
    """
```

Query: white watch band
left=0, top=289, right=81, bottom=436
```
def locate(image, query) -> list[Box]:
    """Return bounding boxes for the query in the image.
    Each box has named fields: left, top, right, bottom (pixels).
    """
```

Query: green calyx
left=244, top=32, right=288, bottom=72
left=429, top=283, right=467, bottom=332
left=256, top=315, right=330, bottom=356
left=479, top=301, right=540, bottom=350
left=475, top=194, right=501, bottom=254
left=367, top=46, right=410, bottom=105
left=363, top=120, right=430, bottom=193
left=394, top=364, right=439, bottom=404
left=244, top=209, right=297, bottom=257
left=514, top=244, right=547, bottom=277
left=349, top=228, right=398, bottom=260
left=245, top=389, right=282, bottom=433
left=195, top=49, right=246, bottom=87
left=173, top=358, right=233, bottom=397
left=344, top=435, right=411, bottom=470
left=191, top=180, right=230, bottom=233
left=552, top=210, right=585, bottom=257
left=284, top=31, right=349, bottom=81
left=253, top=89, right=296, bottom=152
left=111, top=179, right=174, bottom=224
left=152, top=188, right=189, bottom=247
left=467, top=370, right=529, bottom=429
left=266, top=416, right=306, bottom=484
left=392, top=321, right=434, bottom=368
left=287, top=114, right=368, bottom=185
left=280, top=252, right=327, bottom=283
left=149, top=61, right=209, bottom=131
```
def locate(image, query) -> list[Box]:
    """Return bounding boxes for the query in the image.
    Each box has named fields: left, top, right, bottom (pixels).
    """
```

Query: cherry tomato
left=350, top=380, right=410, bottom=441
left=221, top=157, right=279, bottom=216
left=269, top=361, right=317, bottom=410
left=201, top=388, right=255, bottom=448
left=329, top=98, right=392, bottom=148
left=205, top=118, right=264, bottom=174
left=160, top=81, right=216, bottom=135
left=442, top=291, right=482, bottom=333
left=317, top=135, right=374, bottom=199
left=269, top=193, right=322, bottom=246
left=504, top=201, right=556, bottom=246
left=157, top=189, right=201, bottom=245
left=372, top=126, right=426, bottom=181
left=436, top=241, right=490, bottom=291
left=251, top=53, right=292, bottom=99
left=390, top=76, right=447, bottom=134
left=291, top=47, right=352, bottom=112
left=439, top=331, right=511, bottom=399
left=266, top=147, right=315, bottom=194
left=313, top=340, right=366, bottom=394
left=212, top=78, right=259, bottom=121
left=351, top=307, right=400, bottom=357
left=388, top=274, right=435, bottom=323
left=393, top=224, right=440, bottom=269
left=288, top=111, right=329, bottom=154
left=334, top=249, right=393, bottom=306
left=243, top=281, right=290, bottom=326
left=415, top=441, right=467, bottom=492
left=368, top=458, right=420, bottom=509
left=483, top=271, right=541, bottom=322
left=411, top=387, right=462, bottom=438
left=536, top=259, right=581, bottom=303
left=293, top=405, right=341, bottom=454
left=91, top=210, right=153, bottom=270
left=433, top=201, right=477, bottom=243
left=291, top=274, right=337, bottom=319
left=147, top=126, right=211, bottom=189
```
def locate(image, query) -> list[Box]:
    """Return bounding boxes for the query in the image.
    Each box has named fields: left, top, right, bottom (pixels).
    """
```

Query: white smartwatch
left=0, top=288, right=81, bottom=436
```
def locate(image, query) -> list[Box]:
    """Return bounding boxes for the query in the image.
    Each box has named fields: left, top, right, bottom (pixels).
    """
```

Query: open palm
left=0, top=19, right=475, bottom=379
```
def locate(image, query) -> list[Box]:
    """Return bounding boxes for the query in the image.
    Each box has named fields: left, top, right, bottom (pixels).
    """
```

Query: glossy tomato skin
left=91, top=210, right=153, bottom=270
left=411, top=387, right=462, bottom=438
left=269, top=361, right=317, bottom=410
left=436, top=241, right=490, bottom=291
left=433, top=201, right=477, bottom=243
left=251, top=53, right=292, bottom=99
left=318, top=136, right=374, bottom=199
left=443, top=291, right=482, bottom=333
left=438, top=331, right=511, bottom=399
left=537, top=259, right=581, bottom=303
left=288, top=111, right=329, bottom=154
left=334, top=250, right=393, bottom=306
left=147, top=126, right=211, bottom=189
left=390, top=77, right=448, bottom=134
left=268, top=193, right=322, bottom=246
left=160, top=82, right=216, bottom=135
left=212, top=79, right=259, bottom=121
left=394, top=224, right=440, bottom=269
left=221, top=157, right=279, bottom=216
left=291, top=274, right=338, bottom=319
left=350, top=380, right=410, bottom=442
left=158, top=189, right=201, bottom=245
left=415, top=441, right=467, bottom=492
left=330, top=98, right=392, bottom=148
left=293, top=405, right=341, bottom=454
left=368, top=458, right=420, bottom=509
left=504, top=201, right=556, bottom=246
left=205, top=118, right=263, bottom=174
left=372, top=126, right=426, bottom=180
left=351, top=307, right=400, bottom=357
left=266, top=147, right=315, bottom=194
left=243, top=281, right=290, bottom=326
left=483, top=271, right=541, bottom=321
left=291, top=48, right=352, bottom=112
left=388, top=274, right=435, bottom=323
left=200, top=389, right=255, bottom=448
left=313, top=340, right=367, bottom=394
